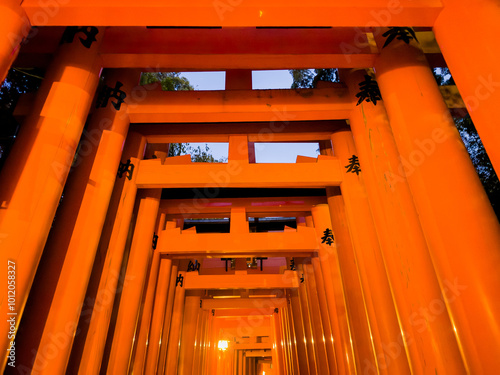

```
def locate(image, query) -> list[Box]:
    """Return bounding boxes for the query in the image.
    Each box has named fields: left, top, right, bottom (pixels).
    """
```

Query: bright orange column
left=284, top=293, right=300, bottom=375
left=322, top=193, right=370, bottom=374
left=131, top=213, right=165, bottom=373
left=165, top=271, right=187, bottom=375
left=192, top=309, right=209, bottom=374
left=17, top=69, right=138, bottom=374
left=157, top=259, right=179, bottom=374
left=106, top=189, right=161, bottom=373
left=0, top=0, right=29, bottom=83
left=131, top=247, right=161, bottom=373
left=303, top=263, right=330, bottom=374
left=332, top=127, right=467, bottom=373
left=77, top=133, right=146, bottom=374
left=178, top=291, right=203, bottom=375
left=375, top=29, right=500, bottom=373
left=340, top=68, right=424, bottom=374
left=310, top=257, right=338, bottom=374
left=289, top=288, right=311, bottom=375
left=297, top=265, right=319, bottom=375
left=434, top=0, right=500, bottom=175
left=143, top=257, right=173, bottom=374
left=0, top=27, right=104, bottom=371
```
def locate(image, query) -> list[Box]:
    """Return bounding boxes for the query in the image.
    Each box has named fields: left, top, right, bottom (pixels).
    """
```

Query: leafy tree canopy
left=289, top=69, right=338, bottom=89
left=141, top=72, right=224, bottom=162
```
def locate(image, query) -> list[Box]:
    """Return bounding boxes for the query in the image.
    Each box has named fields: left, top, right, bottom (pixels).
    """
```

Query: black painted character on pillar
left=356, top=75, right=382, bottom=106
left=345, top=154, right=361, bottom=175
left=96, top=81, right=127, bottom=111
left=321, top=228, right=335, bottom=246
left=382, top=27, right=418, bottom=48
left=60, top=26, right=99, bottom=48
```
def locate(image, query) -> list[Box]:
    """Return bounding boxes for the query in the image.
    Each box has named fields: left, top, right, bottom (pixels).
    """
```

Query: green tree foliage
left=289, top=69, right=338, bottom=89
left=140, top=72, right=193, bottom=91
left=140, top=72, right=225, bottom=162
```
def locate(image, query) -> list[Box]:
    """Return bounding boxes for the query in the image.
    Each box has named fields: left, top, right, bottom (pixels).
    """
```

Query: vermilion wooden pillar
left=303, top=263, right=330, bottom=373
left=289, top=288, right=311, bottom=375
left=143, top=258, right=172, bottom=374
left=0, top=27, right=104, bottom=372
left=340, top=68, right=421, bottom=374
left=76, top=132, right=146, bottom=374
left=0, top=0, right=29, bottom=83
left=434, top=0, right=500, bottom=175
left=157, top=259, right=180, bottom=374
left=165, top=271, right=187, bottom=375
left=375, top=29, right=500, bottom=373
left=15, top=69, right=138, bottom=375
left=178, top=291, right=203, bottom=375
left=322, top=193, right=365, bottom=374
left=297, top=263, right=319, bottom=375
left=106, top=189, right=162, bottom=373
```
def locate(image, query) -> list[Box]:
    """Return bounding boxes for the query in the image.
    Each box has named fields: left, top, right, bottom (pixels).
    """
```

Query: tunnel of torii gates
left=2, top=1, right=500, bottom=375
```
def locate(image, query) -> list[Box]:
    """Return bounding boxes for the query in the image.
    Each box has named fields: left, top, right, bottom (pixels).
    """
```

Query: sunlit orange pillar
left=343, top=67, right=465, bottom=374
left=332, top=127, right=467, bottom=373
left=106, top=189, right=162, bottom=373
left=309, top=256, right=337, bottom=374
left=77, top=133, right=146, bottom=374
left=131, top=213, right=165, bottom=373
left=179, top=291, right=203, bottom=375
left=303, top=263, right=330, bottom=374
left=157, top=258, right=179, bottom=374
left=306, top=210, right=337, bottom=375
left=322, top=193, right=367, bottom=373
left=375, top=29, right=500, bottom=372
left=289, top=288, right=310, bottom=375
left=193, top=309, right=209, bottom=374
left=0, top=27, right=104, bottom=371
left=0, top=0, right=29, bottom=83
left=271, top=312, right=284, bottom=375
left=143, top=258, right=172, bottom=374
left=434, top=0, right=500, bottom=175
left=18, top=69, right=138, bottom=374
left=284, top=295, right=299, bottom=375
left=165, top=271, right=187, bottom=374
left=297, top=265, right=318, bottom=375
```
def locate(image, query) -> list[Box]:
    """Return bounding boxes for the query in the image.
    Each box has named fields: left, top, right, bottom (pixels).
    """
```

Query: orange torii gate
left=1, top=0, right=500, bottom=374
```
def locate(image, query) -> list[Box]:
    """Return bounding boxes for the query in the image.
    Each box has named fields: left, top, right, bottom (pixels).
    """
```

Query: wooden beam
left=126, top=87, right=351, bottom=123
left=184, top=271, right=299, bottom=289
left=158, top=227, right=318, bottom=257
left=160, top=197, right=327, bottom=215
left=21, top=0, right=442, bottom=27
left=16, top=28, right=443, bottom=70
left=129, top=121, right=345, bottom=144
left=202, top=298, right=287, bottom=310
left=136, top=158, right=342, bottom=189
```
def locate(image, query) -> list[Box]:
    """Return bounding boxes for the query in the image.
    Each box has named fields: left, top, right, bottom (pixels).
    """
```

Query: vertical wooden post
left=0, top=0, right=29, bottom=82
left=1, top=27, right=105, bottom=372
left=321, top=195, right=362, bottom=374
left=434, top=0, right=500, bottom=175
left=375, top=28, right=499, bottom=372
left=289, top=288, right=311, bottom=375
left=106, top=189, right=162, bottom=373
left=297, top=266, right=318, bottom=375
left=77, top=133, right=146, bottom=374
left=178, top=291, right=203, bottom=375
left=165, top=271, right=187, bottom=375
left=303, top=263, right=330, bottom=374
left=143, top=258, right=173, bottom=374
left=157, top=260, right=179, bottom=374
